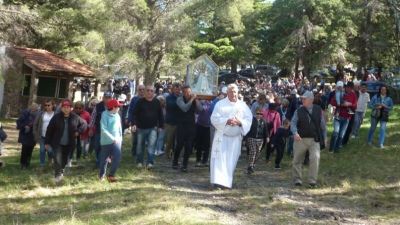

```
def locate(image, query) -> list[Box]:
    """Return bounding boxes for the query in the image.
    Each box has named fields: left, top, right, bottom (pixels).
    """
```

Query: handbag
left=371, top=108, right=381, bottom=119
left=0, top=125, right=7, bottom=142
left=381, top=108, right=389, bottom=122
left=303, top=107, right=325, bottom=150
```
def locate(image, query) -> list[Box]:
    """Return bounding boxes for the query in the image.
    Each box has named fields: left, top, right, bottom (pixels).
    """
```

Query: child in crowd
left=99, top=99, right=123, bottom=182
left=270, top=119, right=292, bottom=170
left=244, top=107, right=269, bottom=174
left=334, top=81, right=354, bottom=119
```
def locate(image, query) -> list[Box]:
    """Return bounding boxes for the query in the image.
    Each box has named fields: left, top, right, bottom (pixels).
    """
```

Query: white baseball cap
left=118, top=94, right=127, bottom=102
left=336, top=81, right=344, bottom=87
left=221, top=87, right=228, bottom=94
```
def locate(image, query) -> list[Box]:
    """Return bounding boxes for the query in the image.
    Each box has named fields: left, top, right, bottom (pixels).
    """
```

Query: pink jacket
left=262, top=108, right=281, bottom=136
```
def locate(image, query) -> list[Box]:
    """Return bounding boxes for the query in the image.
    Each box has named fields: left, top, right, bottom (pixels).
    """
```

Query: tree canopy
left=1, top=0, right=400, bottom=82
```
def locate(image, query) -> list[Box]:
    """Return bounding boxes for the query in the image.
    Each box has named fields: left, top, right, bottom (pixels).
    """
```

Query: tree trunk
left=230, top=60, right=239, bottom=73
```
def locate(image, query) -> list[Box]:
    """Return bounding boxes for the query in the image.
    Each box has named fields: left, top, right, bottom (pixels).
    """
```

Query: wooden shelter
left=1, top=46, right=95, bottom=117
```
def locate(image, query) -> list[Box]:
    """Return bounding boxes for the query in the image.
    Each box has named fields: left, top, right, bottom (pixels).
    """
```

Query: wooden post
left=28, top=70, right=39, bottom=106
left=67, top=77, right=74, bottom=101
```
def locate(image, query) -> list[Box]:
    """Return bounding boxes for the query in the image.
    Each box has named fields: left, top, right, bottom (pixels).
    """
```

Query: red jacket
left=330, top=90, right=357, bottom=120
left=76, top=109, right=91, bottom=139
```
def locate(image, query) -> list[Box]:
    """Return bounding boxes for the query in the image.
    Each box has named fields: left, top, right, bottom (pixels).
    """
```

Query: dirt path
left=152, top=151, right=374, bottom=225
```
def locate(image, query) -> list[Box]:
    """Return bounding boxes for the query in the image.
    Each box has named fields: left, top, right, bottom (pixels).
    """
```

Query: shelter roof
left=9, top=46, right=95, bottom=77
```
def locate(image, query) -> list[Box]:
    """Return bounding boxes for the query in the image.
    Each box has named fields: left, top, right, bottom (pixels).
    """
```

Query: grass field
left=0, top=106, right=399, bottom=224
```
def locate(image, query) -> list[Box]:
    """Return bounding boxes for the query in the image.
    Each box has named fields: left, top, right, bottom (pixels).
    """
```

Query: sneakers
left=107, top=176, right=116, bottom=182
left=137, top=163, right=143, bottom=168
left=66, top=161, right=72, bottom=168
left=146, top=164, right=154, bottom=170
left=347, top=108, right=354, bottom=115
left=154, top=150, right=159, bottom=156
left=195, top=162, right=202, bottom=167
left=180, top=166, right=188, bottom=173
left=274, top=164, right=281, bottom=170
left=246, top=167, right=254, bottom=174
left=157, top=151, right=164, bottom=156
left=379, top=144, right=384, bottom=149
left=54, top=175, right=63, bottom=182
left=99, top=177, right=105, bottom=181
left=202, top=162, right=209, bottom=167
left=309, top=183, right=317, bottom=188
left=350, top=134, right=356, bottom=139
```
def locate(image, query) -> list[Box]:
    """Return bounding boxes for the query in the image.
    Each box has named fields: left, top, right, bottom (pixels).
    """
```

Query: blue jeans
left=351, top=111, right=365, bottom=137
left=99, top=143, right=121, bottom=178
left=367, top=117, right=387, bottom=146
left=329, top=116, right=349, bottom=152
left=69, top=136, right=89, bottom=160
left=136, top=127, right=157, bottom=165
left=81, top=92, right=88, bottom=105
left=155, top=128, right=166, bottom=151
left=131, top=132, right=138, bottom=156
left=40, top=137, right=53, bottom=165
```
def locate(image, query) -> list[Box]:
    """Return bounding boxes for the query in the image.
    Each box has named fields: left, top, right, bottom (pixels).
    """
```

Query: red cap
left=107, top=99, right=123, bottom=109
left=61, top=100, right=72, bottom=107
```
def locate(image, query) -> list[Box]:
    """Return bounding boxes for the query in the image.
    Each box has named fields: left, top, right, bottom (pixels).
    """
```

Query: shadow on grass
left=1, top=108, right=400, bottom=224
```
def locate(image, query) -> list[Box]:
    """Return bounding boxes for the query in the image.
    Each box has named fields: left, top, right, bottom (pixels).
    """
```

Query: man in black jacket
left=131, top=85, right=164, bottom=169
left=45, top=100, right=87, bottom=182
left=173, top=85, right=203, bottom=172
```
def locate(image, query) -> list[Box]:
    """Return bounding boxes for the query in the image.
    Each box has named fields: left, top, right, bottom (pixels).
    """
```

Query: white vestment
left=210, top=97, right=252, bottom=188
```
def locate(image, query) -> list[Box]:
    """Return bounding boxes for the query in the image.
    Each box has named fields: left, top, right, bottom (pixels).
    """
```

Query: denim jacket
left=369, top=94, right=393, bottom=111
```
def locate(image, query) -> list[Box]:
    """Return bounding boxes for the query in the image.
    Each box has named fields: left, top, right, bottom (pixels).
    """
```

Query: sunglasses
left=256, top=113, right=263, bottom=115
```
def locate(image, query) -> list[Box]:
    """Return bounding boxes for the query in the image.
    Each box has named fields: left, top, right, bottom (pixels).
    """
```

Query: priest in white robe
left=210, top=83, right=253, bottom=189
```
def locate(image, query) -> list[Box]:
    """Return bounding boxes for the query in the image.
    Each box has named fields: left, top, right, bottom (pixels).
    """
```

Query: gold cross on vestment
left=214, top=148, right=220, bottom=155
left=215, top=138, right=221, bottom=145
left=234, top=109, right=240, bottom=117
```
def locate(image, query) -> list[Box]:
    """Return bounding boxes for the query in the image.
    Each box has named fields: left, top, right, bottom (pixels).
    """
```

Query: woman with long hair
left=367, top=85, right=394, bottom=148
left=33, top=99, right=56, bottom=167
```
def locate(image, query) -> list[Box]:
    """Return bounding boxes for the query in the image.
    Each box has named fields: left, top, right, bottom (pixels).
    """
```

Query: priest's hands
left=227, top=117, right=242, bottom=126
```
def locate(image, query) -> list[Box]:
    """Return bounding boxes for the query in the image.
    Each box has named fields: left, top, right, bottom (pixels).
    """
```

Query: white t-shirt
left=42, top=112, right=55, bottom=137
left=355, top=91, right=370, bottom=113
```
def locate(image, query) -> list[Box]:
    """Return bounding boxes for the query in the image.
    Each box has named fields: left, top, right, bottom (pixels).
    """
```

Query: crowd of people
left=9, top=73, right=395, bottom=188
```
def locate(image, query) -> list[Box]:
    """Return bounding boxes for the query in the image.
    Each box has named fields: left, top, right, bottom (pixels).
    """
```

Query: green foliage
left=3, top=0, right=400, bottom=84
